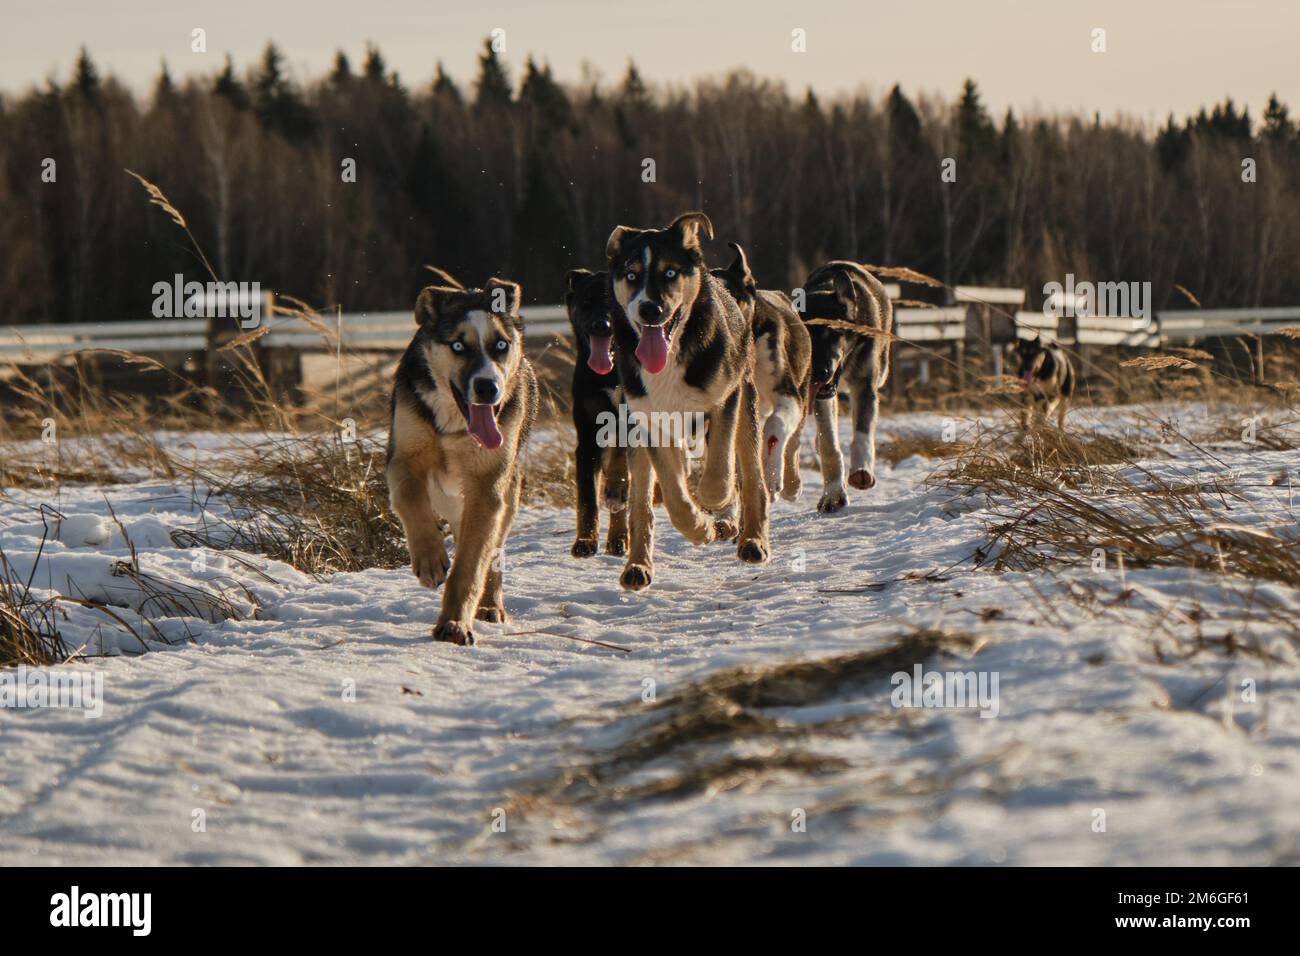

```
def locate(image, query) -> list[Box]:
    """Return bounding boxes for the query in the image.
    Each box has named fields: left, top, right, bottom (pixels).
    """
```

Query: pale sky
left=2, top=0, right=1296, bottom=125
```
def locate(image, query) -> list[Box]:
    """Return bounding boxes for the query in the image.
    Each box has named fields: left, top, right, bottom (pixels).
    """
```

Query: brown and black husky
left=386, top=272, right=539, bottom=646
left=799, top=261, right=893, bottom=513
left=605, top=211, right=769, bottom=590
left=711, top=243, right=811, bottom=502
left=564, top=268, right=628, bottom=558
left=1015, top=333, right=1075, bottom=429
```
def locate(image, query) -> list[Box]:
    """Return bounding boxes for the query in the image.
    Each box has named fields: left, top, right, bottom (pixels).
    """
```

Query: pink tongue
left=1021, top=371, right=1035, bottom=389
left=636, top=325, right=670, bottom=374
left=587, top=336, right=614, bottom=375
left=808, top=383, right=824, bottom=413
left=467, top=403, right=503, bottom=449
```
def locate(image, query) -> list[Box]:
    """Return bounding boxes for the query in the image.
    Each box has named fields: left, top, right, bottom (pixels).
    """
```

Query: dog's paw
left=712, top=517, right=739, bottom=541
left=571, top=537, right=598, bottom=558
left=411, top=544, right=450, bottom=589
left=620, top=563, right=653, bottom=591
left=604, top=535, right=627, bottom=557
left=432, top=620, right=475, bottom=646
left=737, top=538, right=769, bottom=564
left=848, top=469, right=876, bottom=491
left=780, top=479, right=803, bottom=502
left=475, top=604, right=507, bottom=624
left=817, top=488, right=848, bottom=514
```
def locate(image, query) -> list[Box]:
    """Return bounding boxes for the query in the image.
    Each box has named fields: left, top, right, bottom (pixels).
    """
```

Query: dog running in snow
left=711, top=242, right=811, bottom=502
left=605, top=211, right=769, bottom=590
left=386, top=271, right=539, bottom=645
left=799, top=261, right=893, bottom=513
left=1014, top=333, right=1075, bottom=429
left=563, top=267, right=629, bottom=558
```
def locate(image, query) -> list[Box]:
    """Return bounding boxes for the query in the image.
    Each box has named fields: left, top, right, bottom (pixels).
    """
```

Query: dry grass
left=0, top=548, right=64, bottom=666
left=510, top=628, right=975, bottom=812
left=940, top=421, right=1300, bottom=589
left=875, top=429, right=974, bottom=467
left=173, top=434, right=407, bottom=577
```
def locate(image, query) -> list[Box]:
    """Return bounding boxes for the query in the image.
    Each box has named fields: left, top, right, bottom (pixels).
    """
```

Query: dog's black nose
left=471, top=377, right=501, bottom=404
left=638, top=301, right=663, bottom=325
left=591, top=318, right=612, bottom=337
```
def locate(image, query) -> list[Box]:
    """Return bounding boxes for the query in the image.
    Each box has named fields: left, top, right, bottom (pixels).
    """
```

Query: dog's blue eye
left=451, top=341, right=464, bottom=353
left=665, top=269, right=676, bottom=279
left=495, top=339, right=508, bottom=352
left=626, top=272, right=637, bottom=283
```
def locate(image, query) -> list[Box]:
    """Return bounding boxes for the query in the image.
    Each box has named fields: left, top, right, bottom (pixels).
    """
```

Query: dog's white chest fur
left=426, top=471, right=464, bottom=528
left=628, top=362, right=710, bottom=416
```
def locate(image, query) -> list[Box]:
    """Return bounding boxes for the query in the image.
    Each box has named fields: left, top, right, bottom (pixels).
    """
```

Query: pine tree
left=955, top=79, right=995, bottom=155
left=251, top=43, right=315, bottom=141
left=1261, top=93, right=1292, bottom=144
left=72, top=47, right=101, bottom=102
left=363, top=44, right=388, bottom=85
left=151, top=60, right=176, bottom=111
left=474, top=37, right=512, bottom=111
left=330, top=51, right=353, bottom=87
left=887, top=85, right=921, bottom=150
left=213, top=54, right=249, bottom=109
left=519, top=58, right=573, bottom=136
left=433, top=62, right=462, bottom=103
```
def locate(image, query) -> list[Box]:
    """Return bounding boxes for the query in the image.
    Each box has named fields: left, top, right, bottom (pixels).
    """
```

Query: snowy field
left=1, top=403, right=1298, bottom=865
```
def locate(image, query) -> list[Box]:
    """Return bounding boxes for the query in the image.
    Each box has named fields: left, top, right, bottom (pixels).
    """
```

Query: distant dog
left=1015, top=334, right=1075, bottom=428
left=799, top=261, right=893, bottom=513
left=564, top=268, right=628, bottom=557
left=712, top=243, right=811, bottom=501
left=606, top=211, right=769, bottom=590
left=386, top=272, right=539, bottom=646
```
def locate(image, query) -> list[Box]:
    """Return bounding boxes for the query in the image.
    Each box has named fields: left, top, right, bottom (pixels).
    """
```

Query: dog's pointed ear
left=484, top=277, right=523, bottom=317
left=423, top=265, right=465, bottom=289
left=607, top=225, right=637, bottom=261
left=415, top=285, right=462, bottom=325
left=670, top=211, right=714, bottom=249
left=565, top=268, right=593, bottom=292
left=725, top=242, right=752, bottom=280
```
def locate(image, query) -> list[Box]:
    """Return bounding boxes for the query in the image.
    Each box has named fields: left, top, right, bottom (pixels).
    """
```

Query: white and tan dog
left=386, top=272, right=539, bottom=646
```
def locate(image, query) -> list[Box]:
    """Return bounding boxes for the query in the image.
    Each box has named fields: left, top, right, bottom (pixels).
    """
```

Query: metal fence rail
left=2, top=295, right=1296, bottom=364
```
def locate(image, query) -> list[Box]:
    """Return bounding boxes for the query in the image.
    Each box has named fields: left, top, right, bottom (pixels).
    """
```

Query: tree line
left=2, top=40, right=1298, bottom=325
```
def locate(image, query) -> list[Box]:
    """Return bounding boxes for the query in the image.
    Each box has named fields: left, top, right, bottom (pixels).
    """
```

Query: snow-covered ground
left=1, top=404, right=1298, bottom=865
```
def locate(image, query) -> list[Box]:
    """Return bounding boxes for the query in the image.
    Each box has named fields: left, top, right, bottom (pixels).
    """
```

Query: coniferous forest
left=2, top=40, right=1298, bottom=323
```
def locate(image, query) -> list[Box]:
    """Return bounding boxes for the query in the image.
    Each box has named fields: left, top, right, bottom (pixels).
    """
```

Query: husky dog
left=1015, top=333, right=1075, bottom=429
left=564, top=268, right=629, bottom=557
left=386, top=272, right=539, bottom=646
left=605, top=211, right=769, bottom=590
left=711, top=243, right=811, bottom=502
left=799, top=261, right=893, bottom=513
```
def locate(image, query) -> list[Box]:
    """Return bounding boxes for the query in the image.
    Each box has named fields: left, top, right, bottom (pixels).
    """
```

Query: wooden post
left=1255, top=335, right=1265, bottom=386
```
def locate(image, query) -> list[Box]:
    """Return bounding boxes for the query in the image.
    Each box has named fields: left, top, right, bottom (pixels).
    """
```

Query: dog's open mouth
left=808, top=379, right=838, bottom=411
left=587, top=334, right=614, bottom=375
left=452, top=384, right=504, bottom=450
left=635, top=311, right=676, bottom=375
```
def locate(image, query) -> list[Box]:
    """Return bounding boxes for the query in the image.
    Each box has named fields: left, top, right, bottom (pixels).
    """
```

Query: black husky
left=564, top=268, right=628, bottom=557
left=1015, top=334, right=1075, bottom=429
left=799, top=261, right=893, bottom=513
